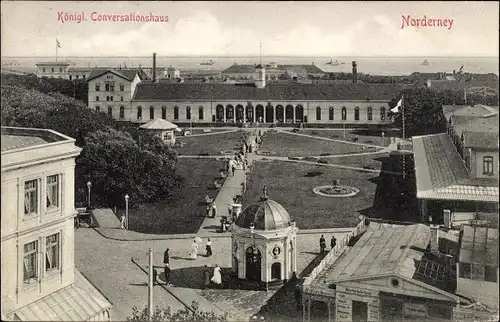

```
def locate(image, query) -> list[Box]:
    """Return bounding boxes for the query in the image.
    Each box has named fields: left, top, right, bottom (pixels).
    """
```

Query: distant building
left=1, top=126, right=112, bottom=321
left=165, top=67, right=180, bottom=79
left=222, top=62, right=325, bottom=80
left=35, top=62, right=70, bottom=79
left=412, top=104, right=499, bottom=223
left=139, top=118, right=179, bottom=145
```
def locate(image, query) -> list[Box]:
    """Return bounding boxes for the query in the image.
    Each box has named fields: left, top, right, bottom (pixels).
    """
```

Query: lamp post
left=125, top=194, right=129, bottom=230
left=381, top=131, right=385, bottom=147
left=86, top=181, right=92, bottom=209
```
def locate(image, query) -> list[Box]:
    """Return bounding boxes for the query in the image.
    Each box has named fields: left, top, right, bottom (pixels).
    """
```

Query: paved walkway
left=92, top=208, right=121, bottom=229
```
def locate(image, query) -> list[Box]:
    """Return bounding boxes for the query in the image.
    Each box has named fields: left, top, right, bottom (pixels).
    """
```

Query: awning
left=9, top=270, right=111, bottom=321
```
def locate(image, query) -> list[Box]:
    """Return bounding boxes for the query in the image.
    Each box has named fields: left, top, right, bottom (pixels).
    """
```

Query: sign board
left=404, top=303, right=428, bottom=318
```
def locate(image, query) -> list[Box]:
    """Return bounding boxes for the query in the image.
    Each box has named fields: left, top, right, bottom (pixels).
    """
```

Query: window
left=483, top=156, right=494, bottom=175
left=69, top=75, right=72, bottom=80
left=24, top=241, right=38, bottom=284
left=341, top=107, right=347, bottom=120
left=186, top=106, right=191, bottom=120
left=24, top=179, right=38, bottom=216
left=105, top=84, right=109, bottom=91
left=380, top=107, right=386, bottom=121
left=106, top=96, right=109, bottom=101
left=329, top=107, right=334, bottom=121
left=95, top=83, right=100, bottom=91
left=59, top=68, right=63, bottom=72
left=485, top=265, right=498, bottom=282
left=51, top=68, right=54, bottom=72
left=150, top=106, right=155, bottom=119
left=174, top=106, right=179, bottom=120
left=367, top=107, right=373, bottom=121
left=111, top=96, right=114, bottom=101
left=42, top=68, right=46, bottom=72
left=96, top=96, right=99, bottom=102
left=76, top=75, right=79, bottom=79
left=110, top=84, right=115, bottom=91
left=108, top=106, right=113, bottom=117
left=96, top=106, right=100, bottom=113
left=316, top=106, right=321, bottom=120
left=82, top=75, right=86, bottom=79
left=162, top=106, right=167, bottom=119
left=459, top=263, right=472, bottom=279
left=119, top=106, right=125, bottom=119
left=137, top=106, right=142, bottom=119
left=120, top=96, right=124, bottom=101
left=46, top=175, right=59, bottom=208
left=46, top=234, right=60, bottom=271
left=120, top=83, right=124, bottom=91
left=199, top=106, right=204, bottom=120
left=354, top=107, right=360, bottom=120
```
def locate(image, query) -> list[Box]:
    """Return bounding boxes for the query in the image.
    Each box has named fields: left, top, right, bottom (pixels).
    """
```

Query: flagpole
left=402, top=94, right=406, bottom=179
left=56, top=39, right=58, bottom=62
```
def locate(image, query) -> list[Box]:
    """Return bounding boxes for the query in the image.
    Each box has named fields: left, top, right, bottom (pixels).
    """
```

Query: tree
left=127, top=301, right=228, bottom=322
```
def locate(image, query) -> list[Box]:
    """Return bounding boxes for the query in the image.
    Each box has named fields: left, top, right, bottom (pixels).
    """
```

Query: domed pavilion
left=231, top=186, right=298, bottom=290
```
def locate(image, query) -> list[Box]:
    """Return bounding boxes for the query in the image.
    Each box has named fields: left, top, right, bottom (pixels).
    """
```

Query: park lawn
left=288, top=129, right=393, bottom=147
left=127, top=158, right=225, bottom=234
left=184, top=128, right=234, bottom=135
left=258, top=132, right=371, bottom=157
left=242, top=160, right=378, bottom=229
left=175, top=131, right=246, bottom=155
left=324, top=152, right=390, bottom=170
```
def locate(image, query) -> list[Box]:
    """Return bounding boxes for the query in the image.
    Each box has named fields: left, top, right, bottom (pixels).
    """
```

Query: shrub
left=318, top=159, right=329, bottom=164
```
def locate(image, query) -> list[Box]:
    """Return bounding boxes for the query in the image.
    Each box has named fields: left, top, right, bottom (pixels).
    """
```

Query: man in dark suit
left=164, top=263, right=171, bottom=285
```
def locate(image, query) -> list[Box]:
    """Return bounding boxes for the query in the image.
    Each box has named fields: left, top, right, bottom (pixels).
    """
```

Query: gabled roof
left=412, top=133, right=498, bottom=201
left=132, top=82, right=403, bottom=101
left=87, top=68, right=148, bottom=82
left=139, top=118, right=178, bottom=130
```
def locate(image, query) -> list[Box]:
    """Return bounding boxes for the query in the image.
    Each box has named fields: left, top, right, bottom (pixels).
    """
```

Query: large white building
left=1, top=126, right=112, bottom=321
left=35, top=62, right=70, bottom=79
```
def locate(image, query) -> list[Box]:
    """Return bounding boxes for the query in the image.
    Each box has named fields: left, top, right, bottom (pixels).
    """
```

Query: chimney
left=152, top=53, right=157, bottom=82
left=443, top=209, right=452, bottom=229
left=352, top=61, right=357, bottom=84
left=430, top=224, right=440, bottom=254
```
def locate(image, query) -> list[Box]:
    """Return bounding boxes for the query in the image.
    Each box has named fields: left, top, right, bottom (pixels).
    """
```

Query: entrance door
left=352, top=300, right=368, bottom=322
left=246, top=247, right=261, bottom=281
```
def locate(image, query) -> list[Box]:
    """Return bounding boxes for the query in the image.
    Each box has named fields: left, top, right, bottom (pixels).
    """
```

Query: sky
left=1, top=1, right=499, bottom=57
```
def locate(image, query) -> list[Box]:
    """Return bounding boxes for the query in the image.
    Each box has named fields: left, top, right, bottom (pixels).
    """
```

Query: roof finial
left=260, top=42, right=262, bottom=65
left=261, top=186, right=268, bottom=201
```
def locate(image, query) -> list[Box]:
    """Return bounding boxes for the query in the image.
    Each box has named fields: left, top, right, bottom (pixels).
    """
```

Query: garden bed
left=175, top=131, right=246, bottom=155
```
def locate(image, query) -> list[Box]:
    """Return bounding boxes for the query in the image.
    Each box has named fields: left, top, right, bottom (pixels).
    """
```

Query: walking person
left=120, top=214, right=126, bottom=229
left=153, top=267, right=159, bottom=286
left=231, top=165, right=236, bottom=176
left=203, top=265, right=211, bottom=289
left=206, top=204, right=211, bottom=217
left=205, top=238, right=213, bottom=257
left=211, top=264, right=222, bottom=288
left=294, top=284, right=302, bottom=310
left=190, top=239, right=199, bottom=260
left=330, top=236, right=337, bottom=250
left=211, top=203, right=217, bottom=218
left=164, top=263, right=171, bottom=285
left=320, top=235, right=326, bottom=253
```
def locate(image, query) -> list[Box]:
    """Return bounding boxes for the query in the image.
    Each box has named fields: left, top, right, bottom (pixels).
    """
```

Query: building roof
left=68, top=67, right=94, bottom=72
left=35, top=62, right=70, bottom=66
left=132, top=82, right=403, bottom=101
left=1, top=127, right=67, bottom=152
left=235, top=195, right=292, bottom=230
left=86, top=68, right=148, bottom=82
left=412, top=133, right=498, bottom=202
left=222, top=63, right=325, bottom=75
left=428, top=79, right=499, bottom=91
left=459, top=225, right=498, bottom=267
left=9, top=269, right=112, bottom=321
left=139, top=118, right=178, bottom=130
left=280, top=64, right=325, bottom=74
left=443, top=105, right=499, bottom=120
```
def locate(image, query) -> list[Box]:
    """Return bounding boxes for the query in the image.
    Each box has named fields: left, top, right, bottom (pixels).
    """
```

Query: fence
left=303, top=218, right=367, bottom=287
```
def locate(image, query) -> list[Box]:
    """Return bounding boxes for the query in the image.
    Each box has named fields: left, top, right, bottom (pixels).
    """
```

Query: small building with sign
left=139, top=118, right=179, bottom=145
left=301, top=222, right=498, bottom=322
left=231, top=187, right=298, bottom=290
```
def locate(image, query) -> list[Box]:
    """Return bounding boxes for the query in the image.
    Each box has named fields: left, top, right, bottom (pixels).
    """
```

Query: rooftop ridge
left=395, top=224, right=427, bottom=276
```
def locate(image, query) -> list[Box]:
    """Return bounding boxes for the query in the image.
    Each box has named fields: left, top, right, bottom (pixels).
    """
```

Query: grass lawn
left=127, top=159, right=225, bottom=234
left=258, top=132, right=371, bottom=157
left=324, top=152, right=390, bottom=170
left=288, top=129, right=394, bottom=146
left=184, top=128, right=234, bottom=135
left=242, top=160, right=378, bottom=229
left=175, top=131, right=246, bottom=155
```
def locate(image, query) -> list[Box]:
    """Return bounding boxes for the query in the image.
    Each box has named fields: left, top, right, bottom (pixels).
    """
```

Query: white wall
left=472, top=150, right=498, bottom=179
left=88, top=72, right=134, bottom=120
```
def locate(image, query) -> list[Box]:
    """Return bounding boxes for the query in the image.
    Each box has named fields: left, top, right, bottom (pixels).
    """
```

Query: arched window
left=186, top=106, right=191, bottom=120
left=119, top=106, right=125, bottom=119
left=95, top=106, right=100, bottom=113
left=161, top=106, right=167, bottom=119
left=120, top=83, right=124, bottom=91
left=367, top=107, right=373, bottom=121
left=198, top=106, right=204, bottom=120
left=149, top=106, right=155, bottom=119
left=354, top=107, right=360, bottom=121
left=137, top=106, right=142, bottom=119
left=316, top=106, right=321, bottom=121
left=380, top=107, right=386, bottom=121
left=341, top=107, right=347, bottom=120
left=329, top=107, right=334, bottom=121
left=107, top=106, right=112, bottom=117
left=174, top=106, right=179, bottom=120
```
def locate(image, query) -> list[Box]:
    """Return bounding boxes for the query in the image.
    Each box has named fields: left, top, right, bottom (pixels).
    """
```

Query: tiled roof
left=132, top=82, right=403, bottom=101
left=326, top=224, right=431, bottom=281
left=280, top=64, right=325, bottom=74
left=87, top=68, right=146, bottom=82
left=222, top=64, right=262, bottom=74
left=412, top=133, right=498, bottom=201
left=10, top=269, right=111, bottom=321
left=428, top=80, right=499, bottom=91
left=442, top=105, right=499, bottom=120
left=1, top=134, right=50, bottom=151
left=139, top=118, right=178, bottom=130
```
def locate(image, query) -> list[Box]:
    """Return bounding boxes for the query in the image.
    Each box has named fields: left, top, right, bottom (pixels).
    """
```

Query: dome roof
left=235, top=197, right=292, bottom=231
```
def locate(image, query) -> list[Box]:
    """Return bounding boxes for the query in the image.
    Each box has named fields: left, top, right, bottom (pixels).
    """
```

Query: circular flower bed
left=313, top=185, right=360, bottom=198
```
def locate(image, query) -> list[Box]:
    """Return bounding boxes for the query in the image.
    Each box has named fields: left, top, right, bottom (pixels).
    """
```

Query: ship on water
left=200, top=59, right=215, bottom=66
left=421, top=59, right=429, bottom=67
left=326, top=59, right=344, bottom=66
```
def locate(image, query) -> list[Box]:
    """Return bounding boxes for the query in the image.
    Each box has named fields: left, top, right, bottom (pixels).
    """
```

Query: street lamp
left=86, top=181, right=92, bottom=209
left=381, top=131, right=385, bottom=146
left=125, top=194, right=129, bottom=230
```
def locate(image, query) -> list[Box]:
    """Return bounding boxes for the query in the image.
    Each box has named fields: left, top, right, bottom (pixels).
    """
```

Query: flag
left=56, top=39, right=61, bottom=48
left=458, top=65, right=464, bottom=74
left=391, top=96, right=403, bottom=113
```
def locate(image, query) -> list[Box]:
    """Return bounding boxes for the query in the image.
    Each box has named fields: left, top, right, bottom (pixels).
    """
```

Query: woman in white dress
left=190, top=239, right=199, bottom=259
left=211, top=264, right=222, bottom=286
